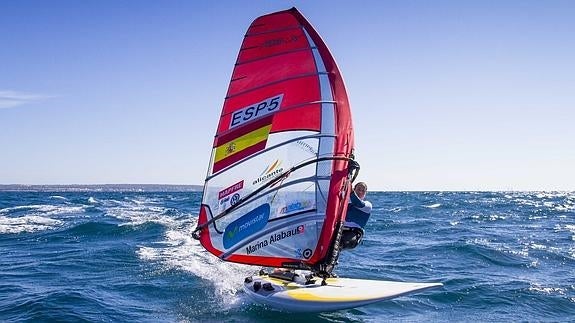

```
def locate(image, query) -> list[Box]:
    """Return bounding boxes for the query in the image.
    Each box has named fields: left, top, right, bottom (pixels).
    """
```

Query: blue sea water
left=1, top=188, right=574, bottom=322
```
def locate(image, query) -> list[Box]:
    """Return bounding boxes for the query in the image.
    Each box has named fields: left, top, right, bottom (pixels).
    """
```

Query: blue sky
left=1, top=1, right=574, bottom=191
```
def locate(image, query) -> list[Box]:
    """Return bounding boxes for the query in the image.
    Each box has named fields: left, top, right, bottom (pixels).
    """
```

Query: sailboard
left=243, top=271, right=443, bottom=312
left=192, top=7, right=442, bottom=312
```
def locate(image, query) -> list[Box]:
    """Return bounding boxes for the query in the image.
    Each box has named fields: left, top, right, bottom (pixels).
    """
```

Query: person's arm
left=349, top=191, right=366, bottom=208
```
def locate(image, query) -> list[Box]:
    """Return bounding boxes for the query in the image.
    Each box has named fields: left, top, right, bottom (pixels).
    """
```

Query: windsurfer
left=341, top=182, right=372, bottom=249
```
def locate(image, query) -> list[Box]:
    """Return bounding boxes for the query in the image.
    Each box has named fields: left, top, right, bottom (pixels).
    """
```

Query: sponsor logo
left=280, top=200, right=313, bottom=214
left=245, top=225, right=305, bottom=255
left=295, top=140, right=317, bottom=155
left=253, top=159, right=284, bottom=186
left=230, top=94, right=283, bottom=129
left=220, top=196, right=229, bottom=205
left=223, top=203, right=270, bottom=249
left=295, top=248, right=302, bottom=258
left=230, top=193, right=240, bottom=206
left=294, top=248, right=312, bottom=259
left=218, top=180, right=244, bottom=200
left=262, top=35, right=300, bottom=47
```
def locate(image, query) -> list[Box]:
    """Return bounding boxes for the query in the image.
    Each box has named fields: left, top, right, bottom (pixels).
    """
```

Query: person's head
left=354, top=182, right=367, bottom=200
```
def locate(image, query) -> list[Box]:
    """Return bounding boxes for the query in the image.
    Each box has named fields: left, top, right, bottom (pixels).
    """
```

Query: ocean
left=1, top=187, right=573, bottom=322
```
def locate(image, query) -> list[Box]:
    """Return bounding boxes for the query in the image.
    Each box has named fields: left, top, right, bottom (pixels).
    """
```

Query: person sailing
left=271, top=183, right=371, bottom=281
left=340, top=181, right=372, bottom=249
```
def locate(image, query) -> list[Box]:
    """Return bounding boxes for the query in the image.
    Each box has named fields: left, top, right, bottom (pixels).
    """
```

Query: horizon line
left=0, top=184, right=572, bottom=193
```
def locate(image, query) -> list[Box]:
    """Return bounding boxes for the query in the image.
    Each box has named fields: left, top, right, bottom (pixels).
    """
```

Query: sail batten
left=225, top=74, right=322, bottom=102
left=194, top=8, right=354, bottom=272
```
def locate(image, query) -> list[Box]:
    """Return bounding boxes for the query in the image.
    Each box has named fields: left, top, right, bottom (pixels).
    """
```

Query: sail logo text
left=218, top=180, right=244, bottom=200
left=245, top=225, right=305, bottom=255
left=280, top=200, right=313, bottom=214
left=262, top=34, right=300, bottom=48
left=296, top=140, right=317, bottom=155
left=223, top=203, right=270, bottom=249
left=253, top=159, right=283, bottom=185
left=229, top=94, right=283, bottom=129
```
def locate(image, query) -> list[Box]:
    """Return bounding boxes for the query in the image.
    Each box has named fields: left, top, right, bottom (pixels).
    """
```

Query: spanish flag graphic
left=212, top=116, right=273, bottom=173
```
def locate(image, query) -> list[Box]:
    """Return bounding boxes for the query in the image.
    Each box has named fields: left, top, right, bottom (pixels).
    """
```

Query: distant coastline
left=1, top=185, right=571, bottom=193
left=0, top=184, right=203, bottom=192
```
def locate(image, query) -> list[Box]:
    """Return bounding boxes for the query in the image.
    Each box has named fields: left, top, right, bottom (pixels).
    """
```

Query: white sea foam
left=125, top=196, right=163, bottom=206
left=467, top=211, right=510, bottom=223
left=0, top=204, right=85, bottom=217
left=512, top=192, right=575, bottom=213
left=468, top=238, right=491, bottom=246
left=469, top=238, right=529, bottom=257
left=106, top=196, right=255, bottom=305
left=424, top=203, right=441, bottom=208
left=508, top=248, right=529, bottom=258
left=0, top=204, right=46, bottom=214
left=488, top=214, right=507, bottom=221
left=529, top=215, right=547, bottom=220
left=0, top=203, right=86, bottom=234
left=136, top=218, right=255, bottom=307
left=107, top=207, right=177, bottom=227
left=529, top=283, right=566, bottom=296
left=554, top=224, right=575, bottom=237
left=552, top=224, right=575, bottom=241
left=530, top=243, right=547, bottom=250
left=0, top=215, right=63, bottom=234
left=515, top=199, right=541, bottom=207
left=100, top=197, right=178, bottom=227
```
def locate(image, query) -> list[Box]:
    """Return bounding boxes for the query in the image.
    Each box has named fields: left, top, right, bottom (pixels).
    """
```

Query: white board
left=243, top=272, right=443, bottom=312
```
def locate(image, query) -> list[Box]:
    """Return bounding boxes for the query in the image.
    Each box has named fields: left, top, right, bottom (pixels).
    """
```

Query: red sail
left=195, top=7, right=354, bottom=269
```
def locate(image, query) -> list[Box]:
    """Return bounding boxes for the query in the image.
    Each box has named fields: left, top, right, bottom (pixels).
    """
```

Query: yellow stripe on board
left=286, top=282, right=364, bottom=302
left=286, top=290, right=362, bottom=302
left=213, top=125, right=271, bottom=163
left=259, top=276, right=364, bottom=302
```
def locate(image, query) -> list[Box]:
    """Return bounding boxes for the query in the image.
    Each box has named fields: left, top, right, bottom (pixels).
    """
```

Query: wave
left=49, top=195, right=68, bottom=201
left=0, top=204, right=87, bottom=217
left=136, top=218, right=255, bottom=309
left=0, top=203, right=89, bottom=234
left=0, top=215, right=63, bottom=234
left=0, top=288, right=158, bottom=322
left=1, top=191, right=574, bottom=321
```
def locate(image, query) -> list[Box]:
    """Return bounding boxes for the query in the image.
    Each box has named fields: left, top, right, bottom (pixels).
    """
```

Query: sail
left=193, top=7, right=354, bottom=270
